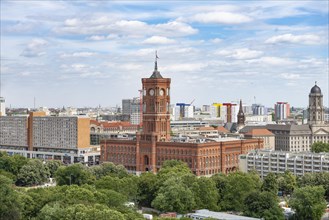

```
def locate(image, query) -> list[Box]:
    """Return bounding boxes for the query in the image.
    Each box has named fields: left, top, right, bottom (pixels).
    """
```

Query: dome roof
left=310, top=84, right=321, bottom=94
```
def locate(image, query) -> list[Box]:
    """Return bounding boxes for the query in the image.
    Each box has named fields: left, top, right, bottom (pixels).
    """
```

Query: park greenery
left=1, top=151, right=328, bottom=220
left=311, top=141, right=329, bottom=153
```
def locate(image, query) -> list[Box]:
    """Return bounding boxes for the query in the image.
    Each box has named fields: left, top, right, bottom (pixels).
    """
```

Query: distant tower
left=237, top=99, right=245, bottom=129
left=308, top=82, right=324, bottom=125
left=0, top=97, right=5, bottom=116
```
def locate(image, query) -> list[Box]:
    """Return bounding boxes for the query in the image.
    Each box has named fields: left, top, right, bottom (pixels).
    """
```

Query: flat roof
left=188, top=209, right=260, bottom=220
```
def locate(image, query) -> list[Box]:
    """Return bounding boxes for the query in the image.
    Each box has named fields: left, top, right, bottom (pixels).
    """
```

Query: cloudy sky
left=1, top=1, right=328, bottom=108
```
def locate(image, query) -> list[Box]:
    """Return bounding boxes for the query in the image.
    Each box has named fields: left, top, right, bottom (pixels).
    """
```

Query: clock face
left=159, top=89, right=164, bottom=96
left=149, top=89, right=154, bottom=96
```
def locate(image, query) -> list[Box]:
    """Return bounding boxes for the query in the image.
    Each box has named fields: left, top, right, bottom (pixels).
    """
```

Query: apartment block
left=0, top=112, right=92, bottom=163
left=240, top=149, right=329, bottom=178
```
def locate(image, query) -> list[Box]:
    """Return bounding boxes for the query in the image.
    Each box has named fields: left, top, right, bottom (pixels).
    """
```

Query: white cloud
left=64, top=18, right=79, bottom=26
left=88, top=35, right=106, bottom=41
left=21, top=38, right=48, bottom=57
left=143, top=36, right=176, bottom=44
left=249, top=56, right=296, bottom=66
left=210, top=38, right=222, bottom=44
left=55, top=19, right=197, bottom=37
left=265, top=34, right=322, bottom=45
left=216, top=48, right=263, bottom=60
left=280, top=73, right=300, bottom=80
left=190, top=12, right=252, bottom=24
left=60, top=52, right=97, bottom=58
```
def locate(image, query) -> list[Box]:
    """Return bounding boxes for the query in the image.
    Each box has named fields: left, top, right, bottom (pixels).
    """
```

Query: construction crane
left=176, top=103, right=190, bottom=119
left=212, top=103, right=222, bottom=117
left=176, top=99, right=195, bottom=120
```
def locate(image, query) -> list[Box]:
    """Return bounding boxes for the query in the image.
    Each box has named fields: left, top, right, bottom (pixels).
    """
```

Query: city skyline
left=1, top=1, right=328, bottom=108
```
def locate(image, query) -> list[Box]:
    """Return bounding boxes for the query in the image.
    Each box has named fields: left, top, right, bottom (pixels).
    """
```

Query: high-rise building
left=274, top=102, right=290, bottom=121
left=101, top=56, right=263, bottom=176
left=0, top=97, right=5, bottom=116
left=252, top=104, right=266, bottom=115
left=0, top=112, right=91, bottom=163
left=122, top=97, right=141, bottom=125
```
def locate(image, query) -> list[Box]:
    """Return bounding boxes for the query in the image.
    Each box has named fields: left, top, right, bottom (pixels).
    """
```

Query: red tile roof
left=245, top=128, right=274, bottom=136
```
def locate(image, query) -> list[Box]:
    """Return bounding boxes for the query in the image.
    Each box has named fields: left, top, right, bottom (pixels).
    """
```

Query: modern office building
left=274, top=102, right=290, bottom=121
left=122, top=97, right=141, bottom=125
left=101, top=57, right=263, bottom=176
left=240, top=149, right=329, bottom=178
left=0, top=111, right=92, bottom=163
left=0, top=97, right=5, bottom=116
left=252, top=104, right=266, bottom=115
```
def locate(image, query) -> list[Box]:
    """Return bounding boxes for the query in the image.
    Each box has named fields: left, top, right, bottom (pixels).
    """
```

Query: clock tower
left=136, top=53, right=171, bottom=173
left=141, top=54, right=171, bottom=141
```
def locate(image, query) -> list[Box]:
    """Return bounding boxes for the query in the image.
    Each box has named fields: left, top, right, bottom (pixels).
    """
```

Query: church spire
left=237, top=99, right=245, bottom=126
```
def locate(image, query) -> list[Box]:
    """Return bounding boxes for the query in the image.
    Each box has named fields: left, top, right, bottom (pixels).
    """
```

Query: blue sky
left=1, top=0, right=328, bottom=108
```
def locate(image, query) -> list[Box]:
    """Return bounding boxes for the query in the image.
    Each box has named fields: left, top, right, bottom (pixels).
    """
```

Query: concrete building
left=122, top=97, right=141, bottom=125
left=0, top=112, right=92, bottom=163
left=252, top=104, right=266, bottom=115
left=239, top=149, right=329, bottom=178
left=245, top=114, right=272, bottom=123
left=274, top=102, right=290, bottom=121
left=101, top=57, right=263, bottom=176
left=0, top=97, right=5, bottom=116
left=266, top=124, right=312, bottom=151
left=172, top=105, right=194, bottom=120
left=186, top=209, right=260, bottom=220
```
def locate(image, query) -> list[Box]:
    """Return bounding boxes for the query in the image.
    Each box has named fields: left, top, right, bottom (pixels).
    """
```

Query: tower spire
left=237, top=99, right=245, bottom=127
left=150, top=50, right=163, bottom=79
left=238, top=99, right=243, bottom=114
left=154, top=50, right=159, bottom=71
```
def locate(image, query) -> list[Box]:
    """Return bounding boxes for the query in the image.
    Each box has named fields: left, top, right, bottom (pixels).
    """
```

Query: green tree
left=94, top=189, right=127, bottom=208
left=152, top=176, right=196, bottom=213
left=95, top=175, right=138, bottom=201
left=278, top=170, right=296, bottom=195
left=0, top=175, right=21, bottom=220
left=90, top=162, right=129, bottom=179
left=45, top=160, right=62, bottom=178
left=0, top=152, right=28, bottom=176
left=37, top=203, right=125, bottom=220
left=289, top=186, right=327, bottom=220
left=298, top=172, right=329, bottom=200
left=137, top=172, right=158, bottom=207
left=262, top=173, right=279, bottom=195
left=55, top=163, right=95, bottom=186
left=244, top=191, right=284, bottom=220
left=16, top=159, right=50, bottom=186
left=192, top=177, right=218, bottom=211
left=211, top=173, right=228, bottom=206
left=219, top=172, right=261, bottom=211
left=311, top=141, right=329, bottom=153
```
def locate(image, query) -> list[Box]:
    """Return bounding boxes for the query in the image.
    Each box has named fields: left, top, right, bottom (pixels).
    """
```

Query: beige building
left=0, top=111, right=91, bottom=163
left=244, top=128, right=275, bottom=150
